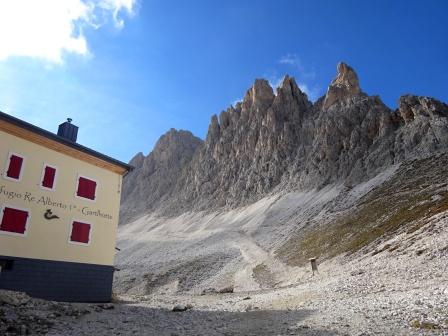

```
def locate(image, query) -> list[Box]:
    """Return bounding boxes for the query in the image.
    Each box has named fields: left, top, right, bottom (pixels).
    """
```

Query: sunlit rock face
left=121, top=62, right=448, bottom=220
left=323, top=62, right=362, bottom=110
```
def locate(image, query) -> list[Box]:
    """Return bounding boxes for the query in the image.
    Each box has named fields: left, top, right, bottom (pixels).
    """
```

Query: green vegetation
left=252, top=263, right=276, bottom=288
left=276, top=155, right=448, bottom=266
left=410, top=320, right=442, bottom=330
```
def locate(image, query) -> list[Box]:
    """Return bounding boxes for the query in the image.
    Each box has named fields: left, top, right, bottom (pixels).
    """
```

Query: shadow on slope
left=48, top=303, right=337, bottom=336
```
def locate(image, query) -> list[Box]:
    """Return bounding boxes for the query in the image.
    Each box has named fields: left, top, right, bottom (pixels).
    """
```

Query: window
left=0, top=206, right=29, bottom=235
left=41, top=164, right=57, bottom=190
left=69, top=221, right=91, bottom=245
left=4, top=153, right=25, bottom=181
left=76, top=176, right=97, bottom=201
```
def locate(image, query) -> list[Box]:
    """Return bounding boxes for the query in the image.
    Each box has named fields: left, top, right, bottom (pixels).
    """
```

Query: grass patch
left=276, top=154, right=448, bottom=266
left=410, top=320, right=442, bottom=330
left=252, top=264, right=276, bottom=288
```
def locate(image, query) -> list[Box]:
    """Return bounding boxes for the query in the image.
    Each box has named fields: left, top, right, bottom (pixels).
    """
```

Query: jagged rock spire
left=206, top=114, right=220, bottom=144
left=242, top=79, right=275, bottom=111
left=121, top=61, right=448, bottom=221
left=323, top=62, right=362, bottom=109
left=278, top=75, right=301, bottom=96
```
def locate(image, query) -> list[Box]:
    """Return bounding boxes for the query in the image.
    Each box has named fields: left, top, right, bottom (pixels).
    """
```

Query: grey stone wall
left=0, top=255, right=114, bottom=302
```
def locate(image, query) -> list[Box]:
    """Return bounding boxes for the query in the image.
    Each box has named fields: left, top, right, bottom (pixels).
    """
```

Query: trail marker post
left=309, top=257, right=318, bottom=276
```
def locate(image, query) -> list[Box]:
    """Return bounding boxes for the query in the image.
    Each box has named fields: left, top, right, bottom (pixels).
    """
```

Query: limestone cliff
left=120, top=128, right=203, bottom=223
left=120, top=63, right=448, bottom=221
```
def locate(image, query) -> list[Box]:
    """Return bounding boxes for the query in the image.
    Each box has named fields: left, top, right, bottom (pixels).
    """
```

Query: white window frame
left=74, top=174, right=98, bottom=203
left=68, top=219, right=93, bottom=246
left=39, top=163, right=58, bottom=191
left=2, top=152, right=26, bottom=182
left=0, top=204, right=31, bottom=237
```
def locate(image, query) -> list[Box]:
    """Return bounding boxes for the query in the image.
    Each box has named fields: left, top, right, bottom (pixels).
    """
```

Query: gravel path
left=3, top=169, right=448, bottom=335
left=46, top=204, right=448, bottom=335
left=43, top=240, right=447, bottom=336
left=48, top=304, right=332, bottom=336
left=3, top=238, right=447, bottom=336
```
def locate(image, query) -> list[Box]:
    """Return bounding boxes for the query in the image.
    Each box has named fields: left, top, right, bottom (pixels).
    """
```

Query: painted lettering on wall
left=0, top=185, right=113, bottom=220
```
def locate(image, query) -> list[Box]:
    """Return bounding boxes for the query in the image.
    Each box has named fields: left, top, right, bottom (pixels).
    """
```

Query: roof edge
left=0, top=111, right=133, bottom=173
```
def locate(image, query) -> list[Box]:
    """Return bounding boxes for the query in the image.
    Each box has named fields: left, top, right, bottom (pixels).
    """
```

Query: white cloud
left=0, top=0, right=136, bottom=63
left=279, top=53, right=316, bottom=79
left=232, top=98, right=242, bottom=107
left=297, top=82, right=321, bottom=101
left=269, top=76, right=283, bottom=91
left=277, top=53, right=321, bottom=101
left=97, top=0, right=135, bottom=28
left=279, top=54, right=300, bottom=66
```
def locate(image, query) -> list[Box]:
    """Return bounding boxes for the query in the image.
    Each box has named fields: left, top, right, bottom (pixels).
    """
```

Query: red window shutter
left=0, top=207, right=29, bottom=234
left=6, top=155, right=23, bottom=179
left=70, top=221, right=91, bottom=243
left=42, top=166, right=56, bottom=189
left=76, top=177, right=97, bottom=200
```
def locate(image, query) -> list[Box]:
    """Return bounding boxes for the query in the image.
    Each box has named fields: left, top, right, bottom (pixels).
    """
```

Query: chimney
left=57, top=118, right=78, bottom=142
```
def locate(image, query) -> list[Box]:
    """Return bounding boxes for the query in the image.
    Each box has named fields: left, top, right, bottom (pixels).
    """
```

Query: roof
left=0, top=111, right=132, bottom=174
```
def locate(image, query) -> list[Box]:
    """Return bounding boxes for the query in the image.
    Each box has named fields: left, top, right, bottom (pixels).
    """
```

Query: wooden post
left=309, top=257, right=318, bottom=276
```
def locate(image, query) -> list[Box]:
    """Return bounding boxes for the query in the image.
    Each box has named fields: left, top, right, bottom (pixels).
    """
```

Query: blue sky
left=0, top=0, right=447, bottom=162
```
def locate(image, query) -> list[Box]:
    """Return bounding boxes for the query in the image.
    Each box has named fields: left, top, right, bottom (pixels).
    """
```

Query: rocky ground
left=3, top=208, right=448, bottom=336
left=4, top=156, right=448, bottom=335
left=2, top=236, right=447, bottom=336
left=2, top=172, right=446, bottom=336
left=92, top=62, right=448, bottom=334
left=84, top=64, right=448, bottom=335
left=95, top=157, right=448, bottom=335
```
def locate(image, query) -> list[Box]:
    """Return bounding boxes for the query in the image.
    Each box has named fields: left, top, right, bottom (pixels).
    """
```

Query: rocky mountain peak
left=121, top=62, right=448, bottom=220
left=323, top=62, right=362, bottom=109
left=275, top=75, right=311, bottom=109
left=149, top=128, right=201, bottom=166
left=243, top=79, right=275, bottom=111
left=333, top=62, right=360, bottom=89
left=120, top=128, right=203, bottom=223
left=277, top=75, right=303, bottom=97
left=129, top=152, right=145, bottom=168
left=206, top=114, right=220, bottom=145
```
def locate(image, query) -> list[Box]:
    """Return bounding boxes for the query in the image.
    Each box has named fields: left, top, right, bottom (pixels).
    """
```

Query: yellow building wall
left=0, top=130, right=122, bottom=266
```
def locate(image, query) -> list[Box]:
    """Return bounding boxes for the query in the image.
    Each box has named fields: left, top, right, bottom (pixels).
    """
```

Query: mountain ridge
left=120, top=62, right=448, bottom=223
